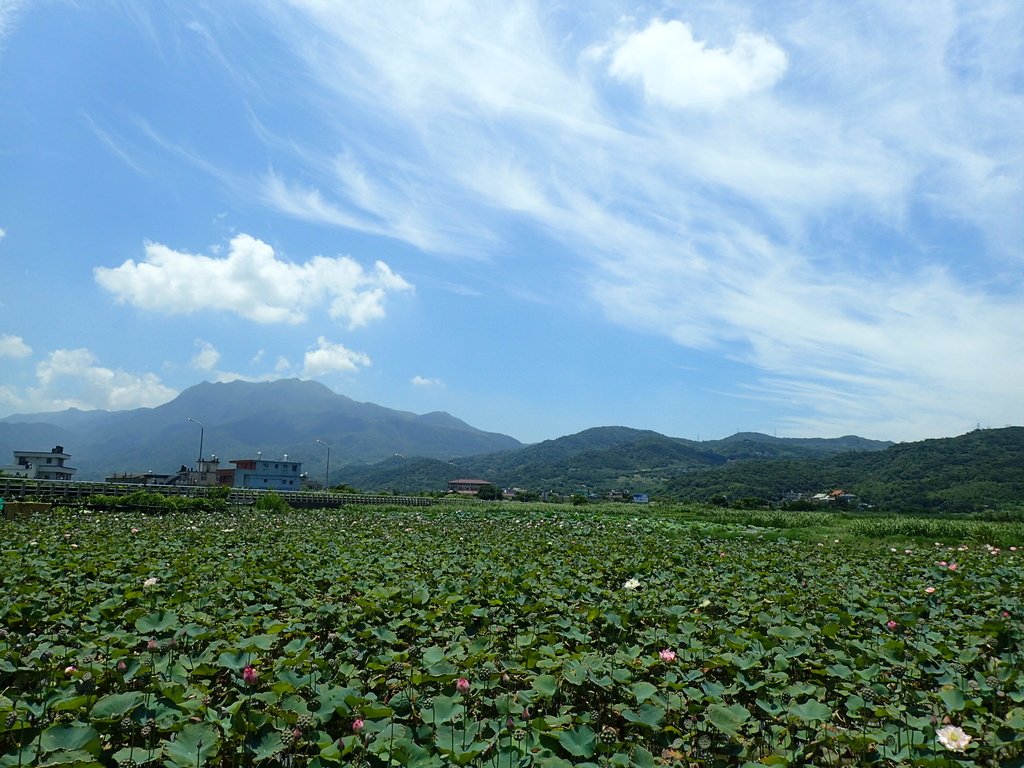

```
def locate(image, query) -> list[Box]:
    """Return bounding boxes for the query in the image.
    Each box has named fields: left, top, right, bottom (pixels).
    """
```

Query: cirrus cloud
left=94, top=233, right=412, bottom=328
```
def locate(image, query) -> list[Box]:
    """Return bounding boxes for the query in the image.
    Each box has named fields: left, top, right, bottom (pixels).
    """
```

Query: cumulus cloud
left=190, top=339, right=220, bottom=371
left=607, top=19, right=787, bottom=110
left=302, top=336, right=371, bottom=376
left=0, top=226, right=6, bottom=241
left=0, top=333, right=31, bottom=358
left=94, top=233, right=412, bottom=328
left=33, top=348, right=177, bottom=411
left=411, top=375, right=444, bottom=387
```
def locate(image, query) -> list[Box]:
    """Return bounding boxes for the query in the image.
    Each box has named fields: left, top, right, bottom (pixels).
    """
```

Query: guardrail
left=0, top=478, right=433, bottom=508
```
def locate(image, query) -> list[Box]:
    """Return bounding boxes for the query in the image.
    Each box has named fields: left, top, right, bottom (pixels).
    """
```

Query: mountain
left=0, top=379, right=522, bottom=480
left=7, top=381, right=1011, bottom=514
left=334, top=426, right=1024, bottom=513
left=335, top=426, right=892, bottom=496
left=661, top=427, right=1024, bottom=513
left=700, top=432, right=893, bottom=460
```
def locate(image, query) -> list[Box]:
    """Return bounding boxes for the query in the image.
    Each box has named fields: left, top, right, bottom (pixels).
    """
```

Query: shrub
left=254, top=491, right=290, bottom=513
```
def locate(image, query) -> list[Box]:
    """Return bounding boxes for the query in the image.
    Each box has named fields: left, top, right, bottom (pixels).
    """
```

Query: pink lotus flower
left=925, top=586, right=936, bottom=594
left=1002, top=611, right=1011, bottom=618
left=456, top=677, right=471, bottom=694
left=886, top=620, right=898, bottom=631
left=64, top=665, right=77, bottom=675
left=117, top=660, right=127, bottom=672
left=147, top=638, right=159, bottom=652
left=131, top=527, right=140, bottom=534
left=948, top=563, right=958, bottom=571
left=659, top=648, right=677, bottom=662
left=352, top=718, right=365, bottom=732
left=242, top=665, right=258, bottom=685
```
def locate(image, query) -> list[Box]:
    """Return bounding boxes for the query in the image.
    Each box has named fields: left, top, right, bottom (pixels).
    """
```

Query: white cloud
left=187, top=344, right=296, bottom=384
left=302, top=336, right=371, bottom=377
left=607, top=19, right=787, bottom=110
left=0, top=333, right=30, bottom=358
left=136, top=2, right=1024, bottom=439
left=0, top=1, right=24, bottom=46
left=190, top=339, right=220, bottom=371
left=32, top=348, right=177, bottom=411
left=94, top=233, right=412, bottom=328
left=0, top=226, right=6, bottom=241
left=411, top=375, right=444, bottom=387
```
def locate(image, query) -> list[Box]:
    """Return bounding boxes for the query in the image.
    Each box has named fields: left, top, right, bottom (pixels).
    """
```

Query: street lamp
left=316, top=439, right=331, bottom=490
left=187, top=417, right=204, bottom=464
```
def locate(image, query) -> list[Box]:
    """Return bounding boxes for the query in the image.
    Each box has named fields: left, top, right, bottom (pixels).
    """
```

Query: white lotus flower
left=936, top=725, right=972, bottom=752
left=624, top=578, right=641, bottom=591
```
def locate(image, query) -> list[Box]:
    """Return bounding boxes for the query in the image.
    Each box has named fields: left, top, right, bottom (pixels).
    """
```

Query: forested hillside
left=662, top=427, right=1024, bottom=513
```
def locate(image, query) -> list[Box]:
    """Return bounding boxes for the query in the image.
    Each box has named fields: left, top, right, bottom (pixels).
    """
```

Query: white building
left=2, top=445, right=77, bottom=480
left=185, top=457, right=222, bottom=486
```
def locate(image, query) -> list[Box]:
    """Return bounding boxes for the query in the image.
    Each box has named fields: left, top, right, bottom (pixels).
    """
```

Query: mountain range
left=339, top=427, right=893, bottom=496
left=2, top=379, right=1020, bottom=513
left=339, top=425, right=1024, bottom=513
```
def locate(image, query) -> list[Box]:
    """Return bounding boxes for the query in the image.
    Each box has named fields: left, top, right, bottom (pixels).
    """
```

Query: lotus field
left=2, top=504, right=1023, bottom=767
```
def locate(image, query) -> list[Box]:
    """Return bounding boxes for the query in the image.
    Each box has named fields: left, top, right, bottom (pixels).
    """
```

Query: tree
left=476, top=484, right=502, bottom=500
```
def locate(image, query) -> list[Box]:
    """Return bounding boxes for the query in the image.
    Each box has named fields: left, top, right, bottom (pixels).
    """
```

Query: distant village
left=1, top=444, right=622, bottom=499
left=2, top=445, right=305, bottom=491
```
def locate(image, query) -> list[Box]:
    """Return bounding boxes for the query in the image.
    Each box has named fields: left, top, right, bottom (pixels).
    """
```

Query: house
left=631, top=493, right=650, bottom=504
left=224, top=454, right=302, bottom=490
left=447, top=478, right=492, bottom=494
left=811, top=489, right=857, bottom=504
left=2, top=446, right=77, bottom=481
left=185, top=457, right=222, bottom=487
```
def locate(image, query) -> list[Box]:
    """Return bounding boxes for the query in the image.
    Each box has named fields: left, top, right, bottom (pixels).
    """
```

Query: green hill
left=662, top=427, right=1024, bottom=513
left=336, top=426, right=893, bottom=498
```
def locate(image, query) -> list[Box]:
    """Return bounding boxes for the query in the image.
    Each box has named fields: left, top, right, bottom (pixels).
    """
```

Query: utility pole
left=316, top=439, right=331, bottom=490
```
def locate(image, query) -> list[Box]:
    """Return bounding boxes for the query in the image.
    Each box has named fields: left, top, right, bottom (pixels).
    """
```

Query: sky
left=1, top=1, right=1022, bottom=445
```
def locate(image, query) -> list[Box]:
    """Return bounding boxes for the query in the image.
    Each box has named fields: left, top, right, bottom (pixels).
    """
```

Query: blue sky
left=1, top=1, right=1022, bottom=445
